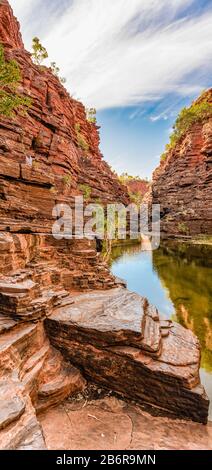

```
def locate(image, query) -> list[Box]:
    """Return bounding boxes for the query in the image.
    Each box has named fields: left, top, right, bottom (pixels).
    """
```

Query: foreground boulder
left=0, top=319, right=85, bottom=449
left=45, top=287, right=209, bottom=424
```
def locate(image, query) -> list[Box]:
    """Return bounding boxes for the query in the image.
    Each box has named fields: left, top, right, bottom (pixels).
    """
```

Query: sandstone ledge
left=45, top=288, right=209, bottom=424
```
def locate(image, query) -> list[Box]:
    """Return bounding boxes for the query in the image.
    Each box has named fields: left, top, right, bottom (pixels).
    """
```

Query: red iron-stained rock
left=45, top=288, right=209, bottom=424
left=150, top=90, right=212, bottom=236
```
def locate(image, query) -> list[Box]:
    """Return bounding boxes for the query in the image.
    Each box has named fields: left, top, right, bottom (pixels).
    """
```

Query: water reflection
left=110, top=241, right=212, bottom=419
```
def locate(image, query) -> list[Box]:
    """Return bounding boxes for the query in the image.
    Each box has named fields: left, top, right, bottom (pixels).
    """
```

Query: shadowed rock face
left=45, top=287, right=209, bottom=424
left=151, top=90, right=212, bottom=236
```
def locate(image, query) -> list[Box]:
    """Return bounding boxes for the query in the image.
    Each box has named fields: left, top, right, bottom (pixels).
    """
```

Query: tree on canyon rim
left=31, top=37, right=48, bottom=65
left=31, top=37, right=66, bottom=84
left=0, top=43, right=31, bottom=117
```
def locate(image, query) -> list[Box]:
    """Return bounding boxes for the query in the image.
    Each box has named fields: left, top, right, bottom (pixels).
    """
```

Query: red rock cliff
left=0, top=0, right=129, bottom=235
left=0, top=1, right=130, bottom=449
left=151, top=89, right=212, bottom=237
left=126, top=178, right=150, bottom=199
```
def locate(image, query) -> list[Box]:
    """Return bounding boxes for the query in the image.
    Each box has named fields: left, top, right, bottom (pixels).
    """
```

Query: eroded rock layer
left=0, top=0, right=127, bottom=449
left=151, top=90, right=212, bottom=236
left=0, top=1, right=129, bottom=235
left=45, top=288, right=209, bottom=424
left=0, top=318, right=85, bottom=449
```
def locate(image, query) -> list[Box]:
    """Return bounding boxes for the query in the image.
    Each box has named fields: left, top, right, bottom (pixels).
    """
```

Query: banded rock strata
left=151, top=90, right=212, bottom=237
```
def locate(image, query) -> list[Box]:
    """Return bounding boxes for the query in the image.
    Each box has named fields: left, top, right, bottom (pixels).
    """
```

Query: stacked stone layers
left=45, top=288, right=209, bottom=424
left=151, top=91, right=212, bottom=236
left=0, top=1, right=129, bottom=235
left=0, top=0, right=128, bottom=450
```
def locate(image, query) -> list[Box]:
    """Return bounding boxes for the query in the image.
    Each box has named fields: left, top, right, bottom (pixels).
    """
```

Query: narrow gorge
left=0, top=0, right=211, bottom=451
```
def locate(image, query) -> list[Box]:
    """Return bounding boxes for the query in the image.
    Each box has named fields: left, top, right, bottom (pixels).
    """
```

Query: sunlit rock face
left=0, top=1, right=129, bottom=235
left=151, top=90, right=212, bottom=237
left=45, top=287, right=209, bottom=424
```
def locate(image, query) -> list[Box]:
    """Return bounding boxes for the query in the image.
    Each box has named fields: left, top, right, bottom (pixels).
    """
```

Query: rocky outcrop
left=151, top=90, right=212, bottom=236
left=0, top=317, right=85, bottom=449
left=45, top=287, right=209, bottom=424
left=126, top=178, right=150, bottom=199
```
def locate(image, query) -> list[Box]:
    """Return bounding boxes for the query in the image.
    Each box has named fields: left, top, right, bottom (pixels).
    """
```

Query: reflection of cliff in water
left=153, top=241, right=212, bottom=372
left=109, top=241, right=143, bottom=266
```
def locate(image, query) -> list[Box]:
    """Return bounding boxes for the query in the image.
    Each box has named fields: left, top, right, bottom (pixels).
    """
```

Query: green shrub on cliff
left=50, top=62, right=66, bottom=84
left=178, top=222, right=189, bottom=234
left=62, top=174, right=71, bottom=186
left=86, top=108, right=97, bottom=124
left=79, top=184, right=91, bottom=200
left=75, top=123, right=89, bottom=151
left=0, top=43, right=31, bottom=117
left=161, top=96, right=212, bottom=161
left=31, top=37, right=48, bottom=65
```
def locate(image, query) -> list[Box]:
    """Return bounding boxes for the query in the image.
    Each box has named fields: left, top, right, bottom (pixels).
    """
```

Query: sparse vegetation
left=32, top=160, right=40, bottom=170
left=62, top=174, right=72, bottom=186
left=79, top=184, right=91, bottom=200
left=31, top=37, right=48, bottom=65
left=0, top=43, right=31, bottom=117
left=118, top=173, right=149, bottom=205
left=161, top=95, right=212, bottom=161
left=86, top=108, right=97, bottom=124
left=118, top=173, right=148, bottom=184
left=75, top=123, right=89, bottom=151
left=128, top=191, right=143, bottom=206
left=178, top=222, right=189, bottom=234
left=50, top=62, right=66, bottom=84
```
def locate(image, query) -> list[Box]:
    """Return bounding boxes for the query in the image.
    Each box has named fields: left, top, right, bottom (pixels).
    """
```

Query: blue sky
left=10, top=0, right=212, bottom=178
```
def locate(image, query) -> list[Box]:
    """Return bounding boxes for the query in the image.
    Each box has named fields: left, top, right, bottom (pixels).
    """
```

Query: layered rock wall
left=151, top=90, right=212, bottom=236
left=0, top=0, right=129, bottom=449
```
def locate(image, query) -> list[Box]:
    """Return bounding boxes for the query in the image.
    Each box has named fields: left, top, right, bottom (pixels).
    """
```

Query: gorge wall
left=0, top=0, right=129, bottom=449
left=151, top=90, right=212, bottom=237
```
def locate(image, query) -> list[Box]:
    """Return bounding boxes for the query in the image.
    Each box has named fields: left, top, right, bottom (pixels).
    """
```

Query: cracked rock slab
left=45, top=287, right=209, bottom=423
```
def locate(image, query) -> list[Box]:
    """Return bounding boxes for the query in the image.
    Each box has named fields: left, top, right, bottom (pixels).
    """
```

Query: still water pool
left=110, top=240, right=212, bottom=420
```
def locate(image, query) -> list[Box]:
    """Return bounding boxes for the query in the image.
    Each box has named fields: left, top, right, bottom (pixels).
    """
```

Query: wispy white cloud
left=10, top=0, right=212, bottom=110
left=150, top=113, right=168, bottom=122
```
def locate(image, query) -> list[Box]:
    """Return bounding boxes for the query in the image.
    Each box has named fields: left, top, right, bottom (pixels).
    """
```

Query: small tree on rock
left=50, top=62, right=66, bottom=84
left=0, top=43, right=31, bottom=117
left=31, top=37, right=48, bottom=65
left=86, top=108, right=97, bottom=123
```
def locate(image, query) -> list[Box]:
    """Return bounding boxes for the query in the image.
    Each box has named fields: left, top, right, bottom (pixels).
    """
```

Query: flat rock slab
left=0, top=280, right=36, bottom=294
left=39, top=396, right=212, bottom=450
left=45, top=287, right=209, bottom=423
left=0, top=380, right=26, bottom=431
left=49, top=288, right=161, bottom=353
